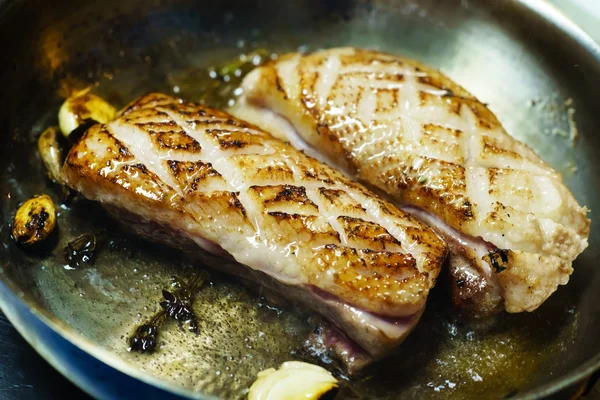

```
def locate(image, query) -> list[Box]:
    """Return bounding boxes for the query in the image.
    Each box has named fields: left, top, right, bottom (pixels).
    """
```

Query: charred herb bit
left=64, top=230, right=107, bottom=269
left=160, top=272, right=207, bottom=333
left=129, top=271, right=208, bottom=354
left=488, top=249, right=509, bottom=273
left=160, top=288, right=199, bottom=333
left=129, top=323, right=161, bottom=353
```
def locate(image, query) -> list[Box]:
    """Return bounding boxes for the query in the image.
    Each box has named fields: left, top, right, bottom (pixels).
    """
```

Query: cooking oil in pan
left=0, top=48, right=581, bottom=400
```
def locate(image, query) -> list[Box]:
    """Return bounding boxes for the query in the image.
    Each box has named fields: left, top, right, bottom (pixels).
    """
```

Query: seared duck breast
left=233, top=47, right=590, bottom=316
left=62, top=92, right=447, bottom=371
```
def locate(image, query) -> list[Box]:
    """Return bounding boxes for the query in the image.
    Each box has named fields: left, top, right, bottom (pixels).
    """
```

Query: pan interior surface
left=0, top=0, right=599, bottom=399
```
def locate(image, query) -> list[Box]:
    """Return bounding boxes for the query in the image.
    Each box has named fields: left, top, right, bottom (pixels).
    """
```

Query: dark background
left=0, top=312, right=90, bottom=399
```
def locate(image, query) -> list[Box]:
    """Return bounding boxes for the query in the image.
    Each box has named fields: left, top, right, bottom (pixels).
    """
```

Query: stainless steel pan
left=0, top=0, right=598, bottom=398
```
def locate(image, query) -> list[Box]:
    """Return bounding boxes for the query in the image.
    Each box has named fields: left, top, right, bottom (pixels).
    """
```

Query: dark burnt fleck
left=119, top=146, right=130, bottom=158
left=206, top=163, right=219, bottom=176
left=304, top=170, right=318, bottom=179
left=272, top=185, right=310, bottom=205
left=319, top=188, right=341, bottom=200
left=229, top=193, right=246, bottom=216
left=488, top=249, right=509, bottom=273
left=489, top=255, right=501, bottom=272
left=462, top=200, right=474, bottom=218
left=220, top=138, right=245, bottom=149
left=268, top=211, right=292, bottom=219
left=188, top=119, right=226, bottom=126
left=456, top=278, right=465, bottom=288
left=167, top=160, right=179, bottom=175
left=275, top=75, right=287, bottom=99
left=23, top=210, right=49, bottom=239
left=132, top=163, right=148, bottom=173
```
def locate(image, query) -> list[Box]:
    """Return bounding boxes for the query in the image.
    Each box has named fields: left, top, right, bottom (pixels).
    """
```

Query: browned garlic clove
left=37, top=126, right=66, bottom=185
left=12, top=194, right=57, bottom=247
left=248, top=361, right=338, bottom=400
left=58, top=88, right=116, bottom=137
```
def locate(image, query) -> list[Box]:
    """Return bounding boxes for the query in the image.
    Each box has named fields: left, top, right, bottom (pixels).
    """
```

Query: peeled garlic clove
left=58, top=88, right=116, bottom=137
left=12, top=194, right=57, bottom=248
left=37, top=126, right=66, bottom=185
left=248, top=361, right=338, bottom=400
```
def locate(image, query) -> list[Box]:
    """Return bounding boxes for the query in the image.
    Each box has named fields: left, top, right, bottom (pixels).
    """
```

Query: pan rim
left=0, top=0, right=598, bottom=398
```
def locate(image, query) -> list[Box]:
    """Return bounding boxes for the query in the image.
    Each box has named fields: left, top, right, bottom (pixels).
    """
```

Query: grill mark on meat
left=167, top=160, right=227, bottom=193
left=274, top=73, right=287, bottom=99
left=264, top=185, right=314, bottom=207
left=278, top=156, right=349, bottom=246
left=338, top=216, right=402, bottom=251
left=158, top=106, right=259, bottom=234
left=107, top=120, right=183, bottom=196
left=152, top=131, right=202, bottom=152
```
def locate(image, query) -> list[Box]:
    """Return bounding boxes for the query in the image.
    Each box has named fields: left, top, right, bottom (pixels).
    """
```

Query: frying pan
left=0, top=0, right=599, bottom=399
